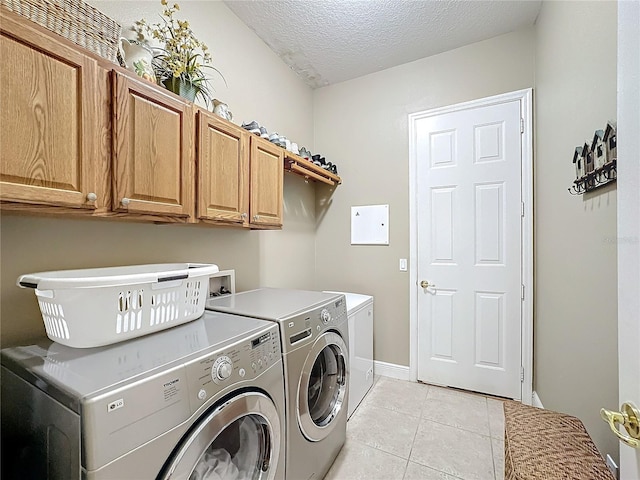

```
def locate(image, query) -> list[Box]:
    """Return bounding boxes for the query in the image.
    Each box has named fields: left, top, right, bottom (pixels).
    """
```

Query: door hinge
left=521, top=284, right=525, bottom=300
left=521, top=201, right=525, bottom=218
left=520, top=118, right=524, bottom=133
left=521, top=367, right=525, bottom=382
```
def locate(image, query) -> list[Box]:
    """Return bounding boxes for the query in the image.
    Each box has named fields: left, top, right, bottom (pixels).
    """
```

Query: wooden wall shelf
left=284, top=153, right=342, bottom=186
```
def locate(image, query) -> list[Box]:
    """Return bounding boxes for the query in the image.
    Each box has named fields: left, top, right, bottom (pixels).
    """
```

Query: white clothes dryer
left=1, top=311, right=285, bottom=480
left=325, top=292, right=374, bottom=419
left=207, top=288, right=349, bottom=480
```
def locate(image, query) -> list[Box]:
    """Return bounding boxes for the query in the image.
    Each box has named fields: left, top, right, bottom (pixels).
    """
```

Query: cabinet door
left=249, top=137, right=284, bottom=227
left=0, top=13, right=99, bottom=209
left=197, top=111, right=249, bottom=225
left=113, top=71, right=194, bottom=218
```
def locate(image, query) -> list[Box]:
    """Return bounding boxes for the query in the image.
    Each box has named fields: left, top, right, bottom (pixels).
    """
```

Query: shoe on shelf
left=329, top=164, right=338, bottom=175
left=260, top=126, right=269, bottom=139
left=298, top=147, right=311, bottom=159
left=268, top=132, right=280, bottom=144
left=291, top=143, right=299, bottom=155
left=312, top=154, right=326, bottom=166
left=242, top=120, right=261, bottom=135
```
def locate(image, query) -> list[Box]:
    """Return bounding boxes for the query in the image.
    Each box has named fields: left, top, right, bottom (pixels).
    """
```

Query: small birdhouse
left=573, top=146, right=584, bottom=180
left=591, top=130, right=606, bottom=169
left=583, top=140, right=594, bottom=174
left=603, top=121, right=617, bottom=164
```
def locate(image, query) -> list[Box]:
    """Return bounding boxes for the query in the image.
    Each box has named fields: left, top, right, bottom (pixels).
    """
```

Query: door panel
left=197, top=112, right=249, bottom=224
left=1, top=15, right=97, bottom=209
left=113, top=72, right=194, bottom=218
left=417, top=99, right=522, bottom=399
left=250, top=137, right=283, bottom=227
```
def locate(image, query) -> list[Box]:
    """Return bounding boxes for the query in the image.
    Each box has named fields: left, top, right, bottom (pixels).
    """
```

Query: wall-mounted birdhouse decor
left=591, top=129, right=607, bottom=168
left=604, top=121, right=617, bottom=164
left=573, top=146, right=584, bottom=179
left=569, top=122, right=617, bottom=195
left=583, top=140, right=594, bottom=174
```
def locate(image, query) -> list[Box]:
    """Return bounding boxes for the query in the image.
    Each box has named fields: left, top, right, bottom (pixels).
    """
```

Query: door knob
left=420, top=280, right=435, bottom=289
left=600, top=402, right=640, bottom=448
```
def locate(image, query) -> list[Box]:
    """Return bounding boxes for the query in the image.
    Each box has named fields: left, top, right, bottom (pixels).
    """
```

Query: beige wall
left=534, top=0, right=618, bottom=460
left=312, top=29, right=536, bottom=367
left=0, top=0, right=316, bottom=347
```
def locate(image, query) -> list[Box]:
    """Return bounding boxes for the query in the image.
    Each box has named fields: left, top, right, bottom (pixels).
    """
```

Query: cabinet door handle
left=253, top=215, right=259, bottom=221
left=121, top=197, right=131, bottom=207
left=86, top=192, right=97, bottom=202
left=241, top=213, right=247, bottom=219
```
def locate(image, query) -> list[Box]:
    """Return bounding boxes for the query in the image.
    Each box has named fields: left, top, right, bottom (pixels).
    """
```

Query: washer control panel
left=184, top=323, right=280, bottom=410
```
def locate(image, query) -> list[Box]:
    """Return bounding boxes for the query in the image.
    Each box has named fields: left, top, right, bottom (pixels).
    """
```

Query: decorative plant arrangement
left=134, top=0, right=225, bottom=106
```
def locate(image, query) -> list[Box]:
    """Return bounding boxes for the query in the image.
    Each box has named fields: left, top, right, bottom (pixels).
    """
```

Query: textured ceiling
left=225, top=0, right=542, bottom=88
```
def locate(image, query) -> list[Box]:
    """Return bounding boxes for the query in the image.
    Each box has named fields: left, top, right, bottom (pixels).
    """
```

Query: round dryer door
left=160, top=392, right=281, bottom=480
left=297, top=331, right=348, bottom=442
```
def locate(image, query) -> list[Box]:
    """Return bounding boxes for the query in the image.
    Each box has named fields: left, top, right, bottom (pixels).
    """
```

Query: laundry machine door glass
left=160, top=392, right=280, bottom=480
left=298, top=332, right=348, bottom=442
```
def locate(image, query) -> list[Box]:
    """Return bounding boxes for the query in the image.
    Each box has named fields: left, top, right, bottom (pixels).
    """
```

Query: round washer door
left=160, top=391, right=281, bottom=480
left=297, top=331, right=348, bottom=442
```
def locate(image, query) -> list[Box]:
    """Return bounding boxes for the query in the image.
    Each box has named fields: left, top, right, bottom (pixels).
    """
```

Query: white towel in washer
left=190, top=448, right=239, bottom=480
left=234, top=417, right=260, bottom=480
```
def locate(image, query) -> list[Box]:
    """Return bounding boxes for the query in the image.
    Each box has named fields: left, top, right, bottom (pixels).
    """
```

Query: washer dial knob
left=321, top=309, right=331, bottom=324
left=212, top=356, right=233, bottom=382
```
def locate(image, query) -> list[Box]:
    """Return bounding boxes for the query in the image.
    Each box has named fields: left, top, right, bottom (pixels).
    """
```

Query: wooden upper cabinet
left=112, top=71, right=194, bottom=219
left=250, top=136, right=284, bottom=227
left=197, top=111, right=249, bottom=225
left=0, top=13, right=99, bottom=209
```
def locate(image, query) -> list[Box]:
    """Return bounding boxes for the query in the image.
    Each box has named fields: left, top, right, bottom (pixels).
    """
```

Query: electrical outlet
left=399, top=258, right=407, bottom=271
left=606, top=454, right=619, bottom=479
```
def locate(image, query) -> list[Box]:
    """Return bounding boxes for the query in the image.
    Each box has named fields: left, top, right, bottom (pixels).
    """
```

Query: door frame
left=408, top=89, right=534, bottom=404
left=617, top=0, right=639, bottom=474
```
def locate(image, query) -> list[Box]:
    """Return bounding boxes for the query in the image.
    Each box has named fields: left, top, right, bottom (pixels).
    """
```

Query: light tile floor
left=324, top=376, right=505, bottom=480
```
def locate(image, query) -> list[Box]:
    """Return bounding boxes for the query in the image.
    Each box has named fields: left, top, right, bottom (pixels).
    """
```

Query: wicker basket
left=504, top=401, right=615, bottom=480
left=1, top=0, right=121, bottom=62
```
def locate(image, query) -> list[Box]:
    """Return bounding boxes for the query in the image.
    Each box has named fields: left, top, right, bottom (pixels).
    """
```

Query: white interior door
left=415, top=97, right=523, bottom=400
left=617, top=2, right=640, bottom=477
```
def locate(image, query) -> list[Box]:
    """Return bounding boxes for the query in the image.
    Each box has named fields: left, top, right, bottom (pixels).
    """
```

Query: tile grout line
left=407, top=386, right=430, bottom=460
left=404, top=386, right=430, bottom=480
left=417, top=414, right=494, bottom=439
left=347, top=436, right=416, bottom=464
left=406, top=386, right=470, bottom=480
left=486, top=398, right=498, bottom=480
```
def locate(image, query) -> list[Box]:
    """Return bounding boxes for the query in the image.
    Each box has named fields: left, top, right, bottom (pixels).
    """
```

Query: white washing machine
left=206, top=288, right=349, bottom=480
left=326, top=292, right=374, bottom=419
left=1, top=311, right=285, bottom=480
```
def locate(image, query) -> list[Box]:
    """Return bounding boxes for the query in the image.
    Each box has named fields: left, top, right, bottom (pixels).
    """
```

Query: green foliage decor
left=134, top=0, right=225, bottom=105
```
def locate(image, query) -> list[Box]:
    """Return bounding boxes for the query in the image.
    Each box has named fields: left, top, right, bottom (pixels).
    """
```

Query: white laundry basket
left=18, top=263, right=219, bottom=348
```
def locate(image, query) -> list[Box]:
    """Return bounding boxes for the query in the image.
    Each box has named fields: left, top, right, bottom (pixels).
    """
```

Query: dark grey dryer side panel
left=1, top=367, right=81, bottom=480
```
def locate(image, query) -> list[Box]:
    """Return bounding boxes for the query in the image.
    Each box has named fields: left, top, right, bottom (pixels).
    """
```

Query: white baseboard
left=532, top=391, right=544, bottom=408
left=374, top=360, right=411, bottom=381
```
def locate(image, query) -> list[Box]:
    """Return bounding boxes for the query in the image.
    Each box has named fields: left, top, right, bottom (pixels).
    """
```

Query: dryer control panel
left=184, top=323, right=281, bottom=411
left=283, top=295, right=348, bottom=353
